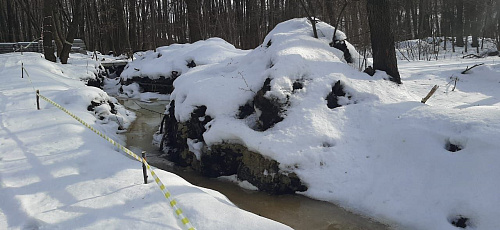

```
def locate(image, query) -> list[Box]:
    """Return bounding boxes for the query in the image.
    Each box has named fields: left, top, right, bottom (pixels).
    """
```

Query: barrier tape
left=36, top=92, right=196, bottom=230
left=21, top=67, right=36, bottom=92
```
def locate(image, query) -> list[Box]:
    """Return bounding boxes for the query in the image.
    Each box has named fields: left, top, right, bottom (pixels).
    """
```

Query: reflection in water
left=123, top=99, right=391, bottom=230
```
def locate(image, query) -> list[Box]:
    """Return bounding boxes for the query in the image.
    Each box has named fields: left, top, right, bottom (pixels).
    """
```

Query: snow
left=187, top=138, right=204, bottom=160
left=125, top=18, right=499, bottom=230
left=0, top=52, right=291, bottom=229
left=2, top=16, right=500, bottom=230
left=217, top=175, right=259, bottom=191
left=120, top=38, right=249, bottom=81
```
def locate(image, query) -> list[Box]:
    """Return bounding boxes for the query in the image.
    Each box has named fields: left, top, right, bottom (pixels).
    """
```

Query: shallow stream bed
left=122, top=99, right=391, bottom=230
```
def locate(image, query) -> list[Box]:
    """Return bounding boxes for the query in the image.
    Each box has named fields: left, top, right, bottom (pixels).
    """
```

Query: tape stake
left=36, top=90, right=40, bottom=110
left=142, top=151, right=148, bottom=184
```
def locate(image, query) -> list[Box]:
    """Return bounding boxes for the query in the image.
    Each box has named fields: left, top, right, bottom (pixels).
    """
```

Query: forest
left=1, top=0, right=498, bottom=55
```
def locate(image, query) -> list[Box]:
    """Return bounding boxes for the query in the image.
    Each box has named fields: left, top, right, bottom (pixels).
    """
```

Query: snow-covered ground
left=1, top=17, right=500, bottom=230
left=120, top=18, right=499, bottom=230
left=0, top=52, right=291, bottom=230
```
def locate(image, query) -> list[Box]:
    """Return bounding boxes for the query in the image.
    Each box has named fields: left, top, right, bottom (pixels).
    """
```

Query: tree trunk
left=366, top=0, right=401, bottom=84
left=52, top=8, right=64, bottom=57
left=114, top=0, right=130, bottom=56
left=6, top=0, right=16, bottom=41
left=186, top=0, right=202, bottom=43
left=59, top=0, right=84, bottom=64
left=418, top=0, right=431, bottom=38
left=43, top=0, right=56, bottom=62
left=455, top=0, right=465, bottom=47
left=129, top=0, right=138, bottom=51
left=468, top=2, right=480, bottom=48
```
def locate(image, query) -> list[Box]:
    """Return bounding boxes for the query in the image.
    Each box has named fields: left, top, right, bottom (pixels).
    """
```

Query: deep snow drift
left=125, top=18, right=500, bottom=230
left=0, top=52, right=292, bottom=230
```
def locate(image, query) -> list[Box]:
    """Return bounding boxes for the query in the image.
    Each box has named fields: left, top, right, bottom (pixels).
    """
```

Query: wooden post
left=142, top=151, right=148, bottom=184
left=36, top=90, right=40, bottom=110
left=21, top=63, right=24, bottom=78
left=421, top=85, right=439, bottom=104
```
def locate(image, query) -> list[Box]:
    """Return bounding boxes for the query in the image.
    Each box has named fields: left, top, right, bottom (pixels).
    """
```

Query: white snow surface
left=128, top=18, right=497, bottom=230
left=120, top=38, right=249, bottom=81
left=0, top=53, right=291, bottom=229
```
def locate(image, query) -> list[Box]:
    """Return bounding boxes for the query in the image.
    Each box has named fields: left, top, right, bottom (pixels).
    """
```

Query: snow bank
left=155, top=18, right=500, bottom=230
left=120, top=38, right=249, bottom=81
left=0, top=52, right=291, bottom=230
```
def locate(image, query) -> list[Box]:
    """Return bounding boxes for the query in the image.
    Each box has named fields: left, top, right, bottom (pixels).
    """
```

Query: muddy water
left=122, top=99, right=391, bottom=230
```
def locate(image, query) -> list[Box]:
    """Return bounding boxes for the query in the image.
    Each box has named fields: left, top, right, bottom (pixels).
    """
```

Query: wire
left=133, top=101, right=165, bottom=116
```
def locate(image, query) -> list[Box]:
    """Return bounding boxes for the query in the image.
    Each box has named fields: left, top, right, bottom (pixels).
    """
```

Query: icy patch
left=218, top=175, right=259, bottom=191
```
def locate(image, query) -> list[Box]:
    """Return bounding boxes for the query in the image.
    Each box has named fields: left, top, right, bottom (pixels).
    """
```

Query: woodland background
left=1, top=0, right=498, bottom=55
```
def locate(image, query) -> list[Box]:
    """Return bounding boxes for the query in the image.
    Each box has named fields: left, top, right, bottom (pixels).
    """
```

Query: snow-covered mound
left=171, top=18, right=366, bottom=125
left=120, top=38, right=249, bottom=81
left=0, top=52, right=292, bottom=230
left=117, top=38, right=249, bottom=98
left=159, top=18, right=500, bottom=230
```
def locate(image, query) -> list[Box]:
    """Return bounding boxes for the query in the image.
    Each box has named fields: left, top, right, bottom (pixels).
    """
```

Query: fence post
left=21, top=63, right=24, bottom=78
left=36, top=90, right=40, bottom=110
left=142, top=151, right=148, bottom=184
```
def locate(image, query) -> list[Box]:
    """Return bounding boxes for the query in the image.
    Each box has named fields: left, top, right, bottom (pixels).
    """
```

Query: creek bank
left=159, top=100, right=307, bottom=194
left=123, top=99, right=391, bottom=230
left=120, top=70, right=180, bottom=95
left=158, top=78, right=352, bottom=195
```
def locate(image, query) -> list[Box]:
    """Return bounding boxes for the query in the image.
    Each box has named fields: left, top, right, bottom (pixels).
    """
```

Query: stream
left=121, top=99, right=391, bottom=230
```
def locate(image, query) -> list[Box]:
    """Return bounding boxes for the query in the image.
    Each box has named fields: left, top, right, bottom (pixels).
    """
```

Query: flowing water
left=122, top=99, right=392, bottom=230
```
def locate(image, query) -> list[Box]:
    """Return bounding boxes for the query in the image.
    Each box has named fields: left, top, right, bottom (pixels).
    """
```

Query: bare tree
left=4, top=0, right=500, bottom=58
left=366, top=0, right=401, bottom=84
left=59, top=0, right=84, bottom=64
left=299, top=0, right=318, bottom=38
left=455, top=0, right=465, bottom=47
left=43, top=0, right=56, bottom=62
left=185, top=0, right=202, bottom=43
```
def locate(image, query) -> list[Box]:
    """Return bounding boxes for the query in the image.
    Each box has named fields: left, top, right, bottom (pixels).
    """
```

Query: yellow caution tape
left=37, top=92, right=196, bottom=230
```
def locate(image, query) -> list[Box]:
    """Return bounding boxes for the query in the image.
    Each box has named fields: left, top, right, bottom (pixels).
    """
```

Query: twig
left=461, top=63, right=484, bottom=74
left=238, top=72, right=256, bottom=94
left=397, top=48, right=411, bottom=62
left=445, top=75, right=459, bottom=92
left=298, top=0, right=318, bottom=38
left=452, top=78, right=458, bottom=91
left=332, top=0, right=348, bottom=42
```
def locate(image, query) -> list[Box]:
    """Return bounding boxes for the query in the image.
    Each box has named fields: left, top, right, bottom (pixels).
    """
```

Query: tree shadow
left=0, top=99, right=178, bottom=229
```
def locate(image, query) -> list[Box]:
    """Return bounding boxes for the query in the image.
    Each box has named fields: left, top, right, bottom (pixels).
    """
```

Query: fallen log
left=462, top=54, right=482, bottom=59
left=421, top=85, right=439, bottom=104
left=461, top=63, right=484, bottom=74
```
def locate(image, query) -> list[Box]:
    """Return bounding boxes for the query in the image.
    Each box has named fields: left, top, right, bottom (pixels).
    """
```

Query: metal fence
left=0, top=42, right=43, bottom=54
left=0, top=39, right=86, bottom=54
